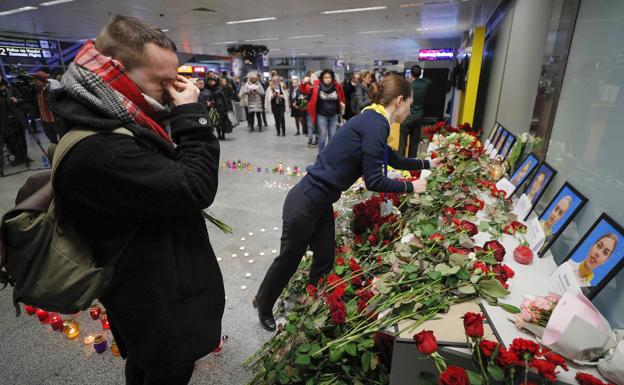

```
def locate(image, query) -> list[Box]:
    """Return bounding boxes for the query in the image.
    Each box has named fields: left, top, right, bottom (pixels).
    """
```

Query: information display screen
left=418, top=49, right=454, bottom=61
left=0, top=36, right=60, bottom=59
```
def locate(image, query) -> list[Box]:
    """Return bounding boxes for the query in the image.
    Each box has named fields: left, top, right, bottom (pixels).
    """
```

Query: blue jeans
left=317, top=114, right=338, bottom=152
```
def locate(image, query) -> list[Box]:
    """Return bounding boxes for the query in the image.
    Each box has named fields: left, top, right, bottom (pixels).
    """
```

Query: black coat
left=48, top=90, right=225, bottom=375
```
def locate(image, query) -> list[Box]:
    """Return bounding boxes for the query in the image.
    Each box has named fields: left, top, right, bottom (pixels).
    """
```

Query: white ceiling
left=0, top=0, right=501, bottom=64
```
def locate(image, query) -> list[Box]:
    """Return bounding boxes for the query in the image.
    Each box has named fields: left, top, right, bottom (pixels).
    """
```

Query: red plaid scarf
left=74, top=41, right=172, bottom=143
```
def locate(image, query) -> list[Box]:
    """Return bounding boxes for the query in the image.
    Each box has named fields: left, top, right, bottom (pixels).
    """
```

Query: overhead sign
left=192, top=66, right=206, bottom=73
left=418, top=49, right=454, bottom=61
left=0, top=36, right=59, bottom=59
left=374, top=59, right=399, bottom=66
left=178, top=65, right=193, bottom=73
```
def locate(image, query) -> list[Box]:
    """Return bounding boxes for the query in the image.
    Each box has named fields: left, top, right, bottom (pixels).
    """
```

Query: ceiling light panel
left=287, top=34, right=325, bottom=39
left=0, top=6, right=38, bottom=16
left=226, top=17, right=276, bottom=25
left=40, top=0, right=75, bottom=5
left=359, top=29, right=405, bottom=34
left=245, top=37, right=280, bottom=42
left=321, top=6, right=387, bottom=14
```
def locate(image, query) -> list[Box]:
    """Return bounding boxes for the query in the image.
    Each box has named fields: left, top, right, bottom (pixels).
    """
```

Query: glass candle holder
left=83, top=335, right=96, bottom=345
left=89, top=304, right=102, bottom=320
left=24, top=305, right=37, bottom=315
left=63, top=320, right=80, bottom=340
left=100, top=312, right=110, bottom=330
left=36, top=309, right=49, bottom=323
left=93, top=335, right=107, bottom=354
left=50, top=314, right=64, bottom=331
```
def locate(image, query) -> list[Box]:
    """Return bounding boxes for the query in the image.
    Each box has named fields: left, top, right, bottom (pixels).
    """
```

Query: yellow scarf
left=362, top=103, right=390, bottom=124
left=578, top=261, right=594, bottom=283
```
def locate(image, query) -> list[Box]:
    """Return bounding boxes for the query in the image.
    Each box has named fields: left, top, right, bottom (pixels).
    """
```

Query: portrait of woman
left=523, top=162, right=556, bottom=207
left=570, top=233, right=619, bottom=286
left=499, top=133, right=516, bottom=160
left=509, top=153, right=539, bottom=187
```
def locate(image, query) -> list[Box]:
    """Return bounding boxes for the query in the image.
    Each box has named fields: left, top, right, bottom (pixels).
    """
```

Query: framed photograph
left=537, top=182, right=588, bottom=257
left=485, top=123, right=501, bottom=147
left=509, top=153, right=539, bottom=189
left=493, top=130, right=509, bottom=156
left=490, top=126, right=505, bottom=151
left=560, top=214, right=624, bottom=299
left=499, top=132, right=517, bottom=161
left=523, top=162, right=557, bottom=217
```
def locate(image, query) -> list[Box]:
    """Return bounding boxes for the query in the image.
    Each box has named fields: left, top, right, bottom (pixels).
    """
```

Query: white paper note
left=525, top=217, right=546, bottom=253
left=512, top=194, right=533, bottom=220
left=496, top=178, right=516, bottom=199
left=548, top=262, right=583, bottom=297
left=484, top=139, right=491, bottom=148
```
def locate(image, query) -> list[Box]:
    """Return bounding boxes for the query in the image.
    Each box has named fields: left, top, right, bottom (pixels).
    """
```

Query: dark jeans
left=399, top=115, right=421, bottom=158
left=247, top=111, right=263, bottom=131
left=273, top=105, right=286, bottom=135
left=255, top=182, right=335, bottom=312
left=125, top=356, right=194, bottom=385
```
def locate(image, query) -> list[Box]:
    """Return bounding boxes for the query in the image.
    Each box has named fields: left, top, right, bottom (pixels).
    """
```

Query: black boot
left=252, top=298, right=276, bottom=331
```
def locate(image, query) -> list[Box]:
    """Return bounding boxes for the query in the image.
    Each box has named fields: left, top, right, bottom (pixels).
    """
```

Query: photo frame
left=509, top=153, right=539, bottom=191
left=523, top=162, right=557, bottom=219
left=493, top=129, right=509, bottom=156
left=560, top=213, right=624, bottom=299
left=537, top=182, right=588, bottom=257
left=490, top=126, right=505, bottom=152
left=485, top=123, right=501, bottom=147
left=499, top=132, right=517, bottom=161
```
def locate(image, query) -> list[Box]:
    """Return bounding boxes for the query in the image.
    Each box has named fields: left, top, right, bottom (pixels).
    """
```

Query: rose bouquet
left=514, top=295, right=560, bottom=330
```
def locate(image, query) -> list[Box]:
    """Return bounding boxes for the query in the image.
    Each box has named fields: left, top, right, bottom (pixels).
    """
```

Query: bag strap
left=51, top=127, right=134, bottom=185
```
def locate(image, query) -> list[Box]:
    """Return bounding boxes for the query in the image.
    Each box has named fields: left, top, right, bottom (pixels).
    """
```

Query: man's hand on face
left=163, top=75, right=199, bottom=106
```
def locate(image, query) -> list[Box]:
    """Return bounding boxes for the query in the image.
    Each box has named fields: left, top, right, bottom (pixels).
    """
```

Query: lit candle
left=93, top=335, right=107, bottom=354
left=89, top=304, right=102, bottom=320
left=110, top=342, right=121, bottom=357
left=83, top=335, right=95, bottom=345
left=36, top=309, right=49, bottom=323
left=24, top=305, right=36, bottom=315
left=63, top=320, right=80, bottom=340
left=50, top=314, right=64, bottom=331
left=100, top=312, right=110, bottom=330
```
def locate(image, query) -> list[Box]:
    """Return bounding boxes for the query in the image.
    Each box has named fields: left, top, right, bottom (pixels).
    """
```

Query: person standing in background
left=265, top=76, right=289, bottom=136
left=342, top=72, right=359, bottom=121
left=240, top=72, right=265, bottom=132
left=260, top=75, right=269, bottom=127
left=32, top=71, right=62, bottom=143
left=306, top=69, right=345, bottom=153
left=399, top=65, right=431, bottom=158
left=352, top=70, right=373, bottom=116
left=300, top=71, right=317, bottom=146
left=289, top=78, right=304, bottom=136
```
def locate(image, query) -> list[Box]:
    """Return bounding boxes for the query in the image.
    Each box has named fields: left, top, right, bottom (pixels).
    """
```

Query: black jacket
left=48, top=89, right=225, bottom=375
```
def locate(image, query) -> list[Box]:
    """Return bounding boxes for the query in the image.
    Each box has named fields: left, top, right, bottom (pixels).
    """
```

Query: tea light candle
left=63, top=320, right=80, bottom=339
left=89, top=304, right=102, bottom=320
left=93, top=335, right=108, bottom=354
left=24, top=305, right=36, bottom=315
left=83, top=335, right=96, bottom=345
left=36, top=309, right=49, bottom=323
left=50, top=314, right=64, bottom=331
left=100, top=312, right=110, bottom=330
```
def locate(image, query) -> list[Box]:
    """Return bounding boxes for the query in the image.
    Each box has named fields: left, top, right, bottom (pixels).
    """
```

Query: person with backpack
left=41, top=16, right=224, bottom=384
left=206, top=74, right=231, bottom=140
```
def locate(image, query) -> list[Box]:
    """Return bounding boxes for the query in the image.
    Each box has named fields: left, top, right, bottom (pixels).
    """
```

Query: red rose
left=530, top=359, right=558, bottom=382
left=461, top=220, right=478, bottom=236
left=438, top=366, right=469, bottom=385
left=484, top=240, right=506, bottom=262
left=336, top=257, right=345, bottom=266
left=354, top=234, right=364, bottom=245
left=350, top=276, right=363, bottom=287
left=575, top=372, right=612, bottom=385
left=449, top=245, right=470, bottom=255
left=413, top=330, right=438, bottom=355
left=542, top=350, right=569, bottom=371
left=443, top=207, right=457, bottom=218
left=476, top=198, right=485, bottom=210
left=496, top=348, right=522, bottom=367
left=431, top=151, right=438, bottom=159
left=473, top=246, right=485, bottom=255
left=429, top=233, right=445, bottom=242
left=368, top=234, right=379, bottom=245
left=471, top=261, right=490, bottom=274
left=463, top=204, right=480, bottom=214
left=514, top=246, right=533, bottom=265
left=306, top=284, right=317, bottom=297
left=349, top=258, right=362, bottom=272
left=512, top=221, right=527, bottom=233
left=509, top=338, right=541, bottom=360
left=462, top=312, right=485, bottom=338
left=479, top=340, right=499, bottom=357
left=376, top=255, right=383, bottom=263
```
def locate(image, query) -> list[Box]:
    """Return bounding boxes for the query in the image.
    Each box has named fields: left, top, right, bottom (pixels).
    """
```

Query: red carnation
left=479, top=340, right=499, bottom=357
left=438, top=366, right=470, bottom=385
left=429, top=233, right=445, bottom=242
left=368, top=234, right=379, bottom=245
left=530, top=359, right=558, bottom=382
left=497, top=348, right=522, bottom=367
left=349, top=258, right=362, bottom=272
left=306, top=284, right=317, bottom=297
left=461, top=220, right=478, bottom=236
left=484, top=240, right=506, bottom=262
left=542, top=350, right=569, bottom=371
left=575, top=372, right=613, bottom=385
left=462, top=312, right=485, bottom=338
left=413, top=330, right=438, bottom=355
left=509, top=338, right=541, bottom=360
left=463, top=204, right=480, bottom=214
left=336, top=257, right=345, bottom=266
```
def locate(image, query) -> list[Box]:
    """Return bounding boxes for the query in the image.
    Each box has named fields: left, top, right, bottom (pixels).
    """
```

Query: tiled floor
left=0, top=115, right=318, bottom=384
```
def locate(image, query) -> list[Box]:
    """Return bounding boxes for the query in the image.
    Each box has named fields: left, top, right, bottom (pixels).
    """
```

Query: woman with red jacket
left=300, top=70, right=345, bottom=151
